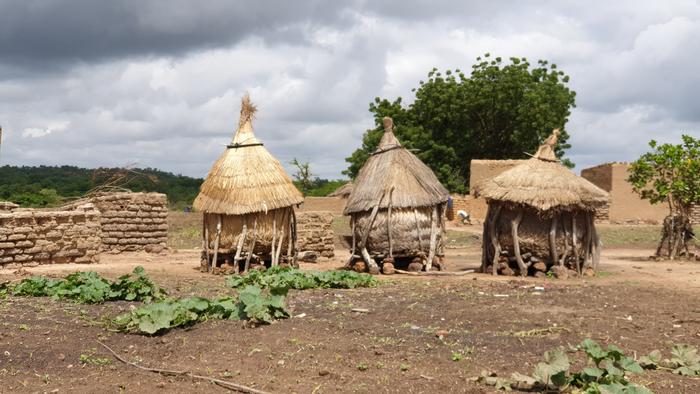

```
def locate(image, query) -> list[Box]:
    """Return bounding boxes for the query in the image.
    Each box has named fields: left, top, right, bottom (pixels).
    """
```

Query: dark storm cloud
left=0, top=0, right=354, bottom=68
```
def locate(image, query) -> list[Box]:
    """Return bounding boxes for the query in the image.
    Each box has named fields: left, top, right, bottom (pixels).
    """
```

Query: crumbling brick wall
left=0, top=202, right=19, bottom=212
left=0, top=204, right=101, bottom=267
left=296, top=211, right=334, bottom=258
left=89, top=193, right=169, bottom=253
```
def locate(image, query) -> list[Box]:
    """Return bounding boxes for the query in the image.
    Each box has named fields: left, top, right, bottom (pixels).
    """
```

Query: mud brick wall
left=447, top=195, right=489, bottom=223
left=296, top=211, right=335, bottom=258
left=0, top=204, right=101, bottom=266
left=0, top=202, right=19, bottom=212
left=582, top=163, right=667, bottom=224
left=691, top=204, right=700, bottom=225
left=90, top=193, right=168, bottom=252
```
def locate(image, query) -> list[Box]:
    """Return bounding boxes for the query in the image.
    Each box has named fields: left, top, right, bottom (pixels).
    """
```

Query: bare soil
left=1, top=226, right=700, bottom=393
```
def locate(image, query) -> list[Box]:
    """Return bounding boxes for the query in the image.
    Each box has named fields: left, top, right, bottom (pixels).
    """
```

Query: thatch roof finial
left=533, top=128, right=561, bottom=162
left=238, top=92, right=257, bottom=129
left=377, top=116, right=400, bottom=150
left=382, top=117, right=394, bottom=133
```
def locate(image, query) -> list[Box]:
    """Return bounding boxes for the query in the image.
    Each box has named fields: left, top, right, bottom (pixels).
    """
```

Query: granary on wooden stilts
left=344, top=117, right=450, bottom=274
left=473, top=130, right=609, bottom=277
left=193, top=94, right=304, bottom=274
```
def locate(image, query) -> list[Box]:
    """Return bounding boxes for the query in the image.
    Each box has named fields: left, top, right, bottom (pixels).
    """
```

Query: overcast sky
left=0, top=0, right=698, bottom=180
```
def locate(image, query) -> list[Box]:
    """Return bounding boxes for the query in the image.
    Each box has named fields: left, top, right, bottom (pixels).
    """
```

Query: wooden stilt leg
left=210, top=215, right=222, bottom=273
left=414, top=209, right=424, bottom=253
left=361, top=247, right=379, bottom=274
left=481, top=205, right=492, bottom=273
left=426, top=205, right=438, bottom=271
left=244, top=219, right=257, bottom=272
left=271, top=216, right=277, bottom=266
left=560, top=213, right=570, bottom=267
left=489, top=204, right=503, bottom=275
left=583, top=212, right=592, bottom=270
left=345, top=215, right=357, bottom=268
left=387, top=191, right=394, bottom=259
left=204, top=214, right=210, bottom=272
left=286, top=209, right=293, bottom=264
left=549, top=214, right=559, bottom=266
left=572, top=213, right=580, bottom=274
left=511, top=211, right=527, bottom=276
left=233, top=223, right=247, bottom=273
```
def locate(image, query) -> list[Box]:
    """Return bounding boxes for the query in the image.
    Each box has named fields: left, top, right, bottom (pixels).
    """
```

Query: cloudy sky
left=0, top=0, right=698, bottom=180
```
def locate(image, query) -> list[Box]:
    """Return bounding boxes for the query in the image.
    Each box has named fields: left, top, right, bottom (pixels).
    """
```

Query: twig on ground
left=394, top=269, right=475, bottom=276
left=97, top=340, right=270, bottom=394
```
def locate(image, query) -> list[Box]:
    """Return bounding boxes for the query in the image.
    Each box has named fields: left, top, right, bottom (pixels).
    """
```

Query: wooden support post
left=489, top=204, right=503, bottom=275
left=244, top=219, right=258, bottom=273
left=425, top=205, right=438, bottom=271
left=414, top=209, right=424, bottom=253
left=387, top=188, right=394, bottom=258
left=345, top=215, right=357, bottom=268
left=591, top=213, right=601, bottom=270
left=275, top=217, right=286, bottom=266
left=360, top=246, right=379, bottom=274
left=233, top=223, right=247, bottom=273
left=286, top=209, right=293, bottom=264
left=572, top=213, right=580, bottom=274
left=560, top=213, right=570, bottom=267
left=204, top=214, right=210, bottom=272
left=511, top=211, right=527, bottom=276
left=481, top=205, right=492, bottom=273
left=290, top=209, right=298, bottom=267
left=210, top=215, right=222, bottom=273
left=271, top=216, right=277, bottom=266
left=549, top=214, right=559, bottom=266
left=583, top=212, right=592, bottom=270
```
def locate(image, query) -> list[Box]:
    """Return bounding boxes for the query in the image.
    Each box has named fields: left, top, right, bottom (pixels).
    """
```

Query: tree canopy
left=345, top=54, right=577, bottom=193
left=628, top=135, right=699, bottom=258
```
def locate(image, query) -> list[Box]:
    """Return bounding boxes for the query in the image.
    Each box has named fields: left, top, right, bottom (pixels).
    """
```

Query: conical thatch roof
left=193, top=94, right=303, bottom=215
left=344, top=117, right=449, bottom=214
left=473, top=130, right=609, bottom=211
left=328, top=181, right=353, bottom=198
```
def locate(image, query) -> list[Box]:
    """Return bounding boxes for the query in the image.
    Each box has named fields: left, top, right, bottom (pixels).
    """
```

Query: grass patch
left=168, top=211, right=203, bottom=249
left=597, top=225, right=662, bottom=249
left=445, top=230, right=480, bottom=248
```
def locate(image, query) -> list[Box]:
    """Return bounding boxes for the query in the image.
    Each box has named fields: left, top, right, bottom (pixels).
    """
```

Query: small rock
left=353, top=261, right=367, bottom=273
left=584, top=267, right=596, bottom=277
left=319, top=370, right=330, bottom=376
left=435, top=330, right=449, bottom=338
left=58, top=353, right=65, bottom=361
left=533, top=271, right=547, bottom=278
left=500, top=266, right=515, bottom=276
left=298, top=251, right=319, bottom=263
left=550, top=265, right=568, bottom=279
left=532, top=262, right=547, bottom=272
left=407, top=261, right=423, bottom=272
left=368, top=265, right=380, bottom=275
left=144, top=244, right=164, bottom=254
left=382, top=262, right=395, bottom=275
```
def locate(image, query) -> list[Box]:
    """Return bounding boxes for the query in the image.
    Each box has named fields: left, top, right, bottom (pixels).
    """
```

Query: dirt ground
left=1, top=224, right=700, bottom=393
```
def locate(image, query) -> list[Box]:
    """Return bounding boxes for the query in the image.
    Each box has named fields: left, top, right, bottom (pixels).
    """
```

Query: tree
left=344, top=54, right=576, bottom=193
left=290, top=158, right=314, bottom=195
left=628, top=135, right=699, bottom=259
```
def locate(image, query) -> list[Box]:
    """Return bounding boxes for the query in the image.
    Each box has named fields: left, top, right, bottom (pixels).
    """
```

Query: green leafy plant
left=451, top=352, right=463, bottom=362
left=226, top=266, right=377, bottom=294
left=668, top=344, right=700, bottom=376
left=478, top=340, right=651, bottom=393
left=8, top=267, right=166, bottom=304
left=113, top=285, right=289, bottom=335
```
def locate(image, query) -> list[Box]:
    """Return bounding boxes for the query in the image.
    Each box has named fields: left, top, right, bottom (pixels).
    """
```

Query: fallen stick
left=97, top=341, right=270, bottom=394
left=394, top=269, right=475, bottom=276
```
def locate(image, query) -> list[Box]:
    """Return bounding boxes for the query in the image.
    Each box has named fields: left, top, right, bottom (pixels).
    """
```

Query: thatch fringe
left=473, top=130, right=609, bottom=212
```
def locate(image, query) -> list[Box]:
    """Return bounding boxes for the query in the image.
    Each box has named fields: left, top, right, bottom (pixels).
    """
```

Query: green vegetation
left=226, top=266, right=378, bottom=292
left=628, top=135, right=699, bottom=258
left=0, top=165, right=202, bottom=208
left=290, top=157, right=348, bottom=196
left=345, top=54, right=577, bottom=192
left=479, top=339, right=653, bottom=393
left=4, top=266, right=166, bottom=303
left=113, top=285, right=288, bottom=335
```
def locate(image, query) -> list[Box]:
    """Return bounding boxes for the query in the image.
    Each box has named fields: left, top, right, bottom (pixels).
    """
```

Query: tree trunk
left=510, top=211, right=527, bottom=276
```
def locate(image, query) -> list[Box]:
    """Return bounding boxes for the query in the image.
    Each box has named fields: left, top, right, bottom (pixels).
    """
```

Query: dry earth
left=1, top=221, right=699, bottom=393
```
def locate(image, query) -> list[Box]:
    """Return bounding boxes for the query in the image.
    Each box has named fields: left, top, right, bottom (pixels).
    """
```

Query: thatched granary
left=473, top=130, right=609, bottom=277
left=193, top=94, right=304, bottom=273
left=344, top=117, right=450, bottom=274
left=328, top=181, right=353, bottom=198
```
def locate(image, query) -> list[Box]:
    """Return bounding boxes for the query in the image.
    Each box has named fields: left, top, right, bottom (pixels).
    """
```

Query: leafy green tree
left=290, top=158, right=314, bottom=195
left=345, top=54, right=576, bottom=193
left=628, top=135, right=699, bottom=259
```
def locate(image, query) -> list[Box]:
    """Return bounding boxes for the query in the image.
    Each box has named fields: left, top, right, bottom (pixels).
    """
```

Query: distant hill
left=0, top=165, right=203, bottom=209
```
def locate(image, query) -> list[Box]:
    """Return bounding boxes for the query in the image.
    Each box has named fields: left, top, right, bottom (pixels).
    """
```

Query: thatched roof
left=328, top=181, right=353, bottom=198
left=473, top=130, right=609, bottom=211
left=193, top=94, right=303, bottom=215
left=344, top=117, right=449, bottom=214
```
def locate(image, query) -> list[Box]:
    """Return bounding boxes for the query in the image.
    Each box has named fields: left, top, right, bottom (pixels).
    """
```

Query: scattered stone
left=353, top=261, right=367, bottom=273
left=319, top=370, right=330, bottom=376
left=382, top=262, right=395, bottom=275
left=532, top=262, right=547, bottom=272
left=550, top=265, right=568, bottom=279
left=298, top=250, right=319, bottom=263
left=407, top=261, right=423, bottom=272
left=144, top=244, right=164, bottom=254
left=533, top=271, right=547, bottom=278
left=584, top=267, right=596, bottom=277
left=500, top=266, right=515, bottom=276
left=368, top=265, right=380, bottom=275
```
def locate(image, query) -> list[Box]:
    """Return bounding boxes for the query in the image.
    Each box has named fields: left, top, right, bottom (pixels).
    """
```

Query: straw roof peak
left=345, top=116, right=449, bottom=214
left=532, top=128, right=560, bottom=162
left=194, top=94, right=303, bottom=215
